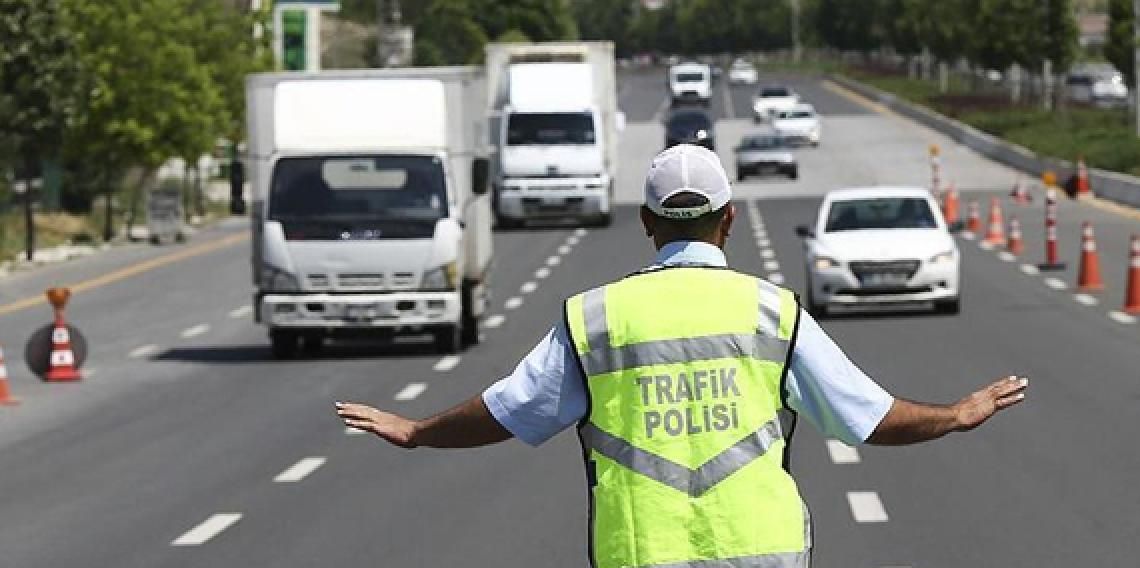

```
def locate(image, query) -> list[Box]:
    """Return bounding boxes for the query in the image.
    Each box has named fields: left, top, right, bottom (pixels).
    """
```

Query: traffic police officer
left=337, top=144, right=1029, bottom=568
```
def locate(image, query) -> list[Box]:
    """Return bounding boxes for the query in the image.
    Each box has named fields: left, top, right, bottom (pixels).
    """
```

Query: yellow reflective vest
left=565, top=266, right=810, bottom=568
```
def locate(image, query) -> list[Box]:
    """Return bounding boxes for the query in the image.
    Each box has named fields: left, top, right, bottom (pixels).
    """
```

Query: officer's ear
left=717, top=203, right=736, bottom=245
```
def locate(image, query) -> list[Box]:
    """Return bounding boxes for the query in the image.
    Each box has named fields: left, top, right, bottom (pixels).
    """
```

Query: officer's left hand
left=336, top=402, right=417, bottom=448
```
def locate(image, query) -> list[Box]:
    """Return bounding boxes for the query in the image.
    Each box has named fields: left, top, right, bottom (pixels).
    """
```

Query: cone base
left=1124, top=305, right=1140, bottom=315
left=45, top=370, right=82, bottom=382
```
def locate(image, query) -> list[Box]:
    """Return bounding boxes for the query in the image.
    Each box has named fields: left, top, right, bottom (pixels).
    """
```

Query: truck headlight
left=814, top=256, right=840, bottom=270
left=929, top=250, right=956, bottom=264
left=261, top=264, right=300, bottom=292
left=422, top=262, right=458, bottom=291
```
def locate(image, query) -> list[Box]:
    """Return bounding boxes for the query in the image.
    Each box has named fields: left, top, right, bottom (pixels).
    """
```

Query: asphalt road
left=0, top=68, right=1138, bottom=567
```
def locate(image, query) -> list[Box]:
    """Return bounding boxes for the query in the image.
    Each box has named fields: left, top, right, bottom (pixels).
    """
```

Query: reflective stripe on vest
left=566, top=267, right=807, bottom=568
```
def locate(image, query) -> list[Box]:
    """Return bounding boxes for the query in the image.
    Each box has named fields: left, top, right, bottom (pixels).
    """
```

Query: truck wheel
left=460, top=285, right=480, bottom=347
left=592, top=212, right=612, bottom=228
left=270, top=330, right=299, bottom=359
left=788, top=167, right=799, bottom=180
left=300, top=333, right=325, bottom=356
left=935, top=297, right=961, bottom=315
left=495, top=212, right=522, bottom=230
left=434, top=325, right=462, bottom=354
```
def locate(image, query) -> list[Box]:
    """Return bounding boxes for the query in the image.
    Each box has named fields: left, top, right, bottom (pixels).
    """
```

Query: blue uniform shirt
left=482, top=241, right=894, bottom=446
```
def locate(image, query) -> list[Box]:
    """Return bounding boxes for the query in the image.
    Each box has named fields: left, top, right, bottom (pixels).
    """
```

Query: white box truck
left=485, top=42, right=623, bottom=228
left=245, top=68, right=492, bottom=357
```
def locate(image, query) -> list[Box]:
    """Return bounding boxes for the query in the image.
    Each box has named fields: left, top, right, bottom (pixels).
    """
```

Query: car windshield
left=825, top=197, right=938, bottom=232
left=675, top=72, right=706, bottom=82
left=760, top=87, right=790, bottom=97
left=269, top=155, right=447, bottom=227
left=781, top=110, right=814, bottom=119
left=507, top=112, right=595, bottom=145
left=740, top=136, right=786, bottom=150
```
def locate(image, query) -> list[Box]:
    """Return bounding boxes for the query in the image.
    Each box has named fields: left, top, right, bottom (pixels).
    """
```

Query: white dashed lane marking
left=825, top=439, right=861, bottom=464
left=485, top=314, right=506, bottom=329
left=432, top=355, right=461, bottom=372
left=535, top=267, right=551, bottom=279
left=273, top=457, right=326, bottom=483
left=756, top=239, right=771, bottom=248
left=1109, top=311, right=1138, bottom=324
left=1044, top=278, right=1067, bottom=290
left=171, top=513, right=242, bottom=546
left=558, top=245, right=572, bottom=255
left=394, top=382, right=427, bottom=401
left=1074, top=293, right=1099, bottom=306
left=760, top=249, right=775, bottom=259
left=180, top=324, right=210, bottom=339
left=521, top=281, right=538, bottom=294
left=978, top=240, right=994, bottom=250
left=575, top=228, right=588, bottom=237
left=566, top=235, right=580, bottom=246
left=505, top=296, right=524, bottom=310
left=847, top=491, right=889, bottom=523
left=763, top=260, right=780, bottom=272
left=960, top=232, right=976, bottom=240
left=998, top=252, right=1016, bottom=262
left=228, top=305, right=253, bottom=318
left=546, top=256, right=562, bottom=266
left=769, top=273, right=786, bottom=285
left=1020, top=264, right=1039, bottom=275
left=129, top=344, right=161, bottom=359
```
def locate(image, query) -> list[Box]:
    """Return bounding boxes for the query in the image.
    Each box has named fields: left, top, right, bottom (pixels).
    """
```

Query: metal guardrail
left=829, top=74, right=1140, bottom=210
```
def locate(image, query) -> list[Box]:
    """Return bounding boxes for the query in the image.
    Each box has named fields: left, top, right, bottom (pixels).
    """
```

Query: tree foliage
left=1106, top=0, right=1134, bottom=86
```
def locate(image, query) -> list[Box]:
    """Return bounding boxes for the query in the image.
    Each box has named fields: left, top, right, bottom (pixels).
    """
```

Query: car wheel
left=804, top=275, right=828, bottom=318
left=935, top=297, right=961, bottom=315
left=461, top=285, right=480, bottom=347
left=434, top=324, right=462, bottom=354
left=270, top=329, right=299, bottom=359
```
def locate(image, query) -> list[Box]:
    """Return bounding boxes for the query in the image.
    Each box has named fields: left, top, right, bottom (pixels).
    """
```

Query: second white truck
left=485, top=42, right=622, bottom=228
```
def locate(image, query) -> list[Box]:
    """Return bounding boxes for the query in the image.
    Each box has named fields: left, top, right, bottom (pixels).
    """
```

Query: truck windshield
left=269, top=155, right=447, bottom=239
left=675, top=72, right=706, bottom=83
left=507, top=112, right=595, bottom=145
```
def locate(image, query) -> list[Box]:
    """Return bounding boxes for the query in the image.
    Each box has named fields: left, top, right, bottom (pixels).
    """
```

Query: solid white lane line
left=505, top=296, right=524, bottom=310
left=769, top=273, right=786, bottom=285
left=345, top=426, right=366, bottom=435
left=228, top=305, right=253, bottom=318
left=998, top=252, right=1016, bottom=262
left=535, top=267, right=551, bottom=279
left=171, top=513, right=242, bottom=546
left=546, top=256, right=562, bottom=266
left=521, top=281, right=538, bottom=294
left=433, top=355, right=461, bottom=372
left=485, top=314, right=506, bottom=329
left=273, top=457, right=326, bottom=483
left=129, top=344, right=161, bottom=359
left=180, top=324, right=210, bottom=339
left=1044, top=278, right=1067, bottom=290
left=760, top=249, right=775, bottom=259
left=1109, top=311, right=1138, bottom=324
left=825, top=439, right=861, bottom=464
left=764, top=260, right=780, bottom=272
left=394, top=382, right=427, bottom=401
left=1074, top=293, right=1099, bottom=306
left=847, top=491, right=889, bottom=523
left=558, top=245, right=572, bottom=255
left=1020, top=264, right=1040, bottom=275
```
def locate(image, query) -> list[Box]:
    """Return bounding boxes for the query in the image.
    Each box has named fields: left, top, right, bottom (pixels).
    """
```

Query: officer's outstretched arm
left=866, top=375, right=1028, bottom=445
left=336, top=396, right=512, bottom=449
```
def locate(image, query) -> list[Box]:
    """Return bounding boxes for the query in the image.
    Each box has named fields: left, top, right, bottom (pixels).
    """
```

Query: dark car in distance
left=664, top=109, right=715, bottom=150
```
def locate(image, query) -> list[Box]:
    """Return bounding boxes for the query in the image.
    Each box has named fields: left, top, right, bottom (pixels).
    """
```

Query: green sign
left=282, top=9, right=306, bottom=71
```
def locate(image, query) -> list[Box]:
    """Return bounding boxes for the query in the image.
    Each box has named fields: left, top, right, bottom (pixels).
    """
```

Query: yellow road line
left=0, top=231, right=249, bottom=317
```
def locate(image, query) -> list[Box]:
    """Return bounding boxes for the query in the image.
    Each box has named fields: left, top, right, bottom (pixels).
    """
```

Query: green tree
left=414, top=0, right=488, bottom=65
left=1041, top=0, right=1078, bottom=72
left=573, top=0, right=634, bottom=54
left=471, top=0, right=578, bottom=44
left=815, top=0, right=884, bottom=53
left=1106, top=0, right=1134, bottom=86
left=0, top=0, right=82, bottom=259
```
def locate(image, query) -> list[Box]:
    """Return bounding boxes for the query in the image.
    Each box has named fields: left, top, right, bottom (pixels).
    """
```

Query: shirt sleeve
left=784, top=309, right=894, bottom=445
left=481, top=321, right=589, bottom=446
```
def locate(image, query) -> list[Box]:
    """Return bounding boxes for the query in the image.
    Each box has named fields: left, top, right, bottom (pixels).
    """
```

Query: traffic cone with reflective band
left=1075, top=155, right=1092, bottom=198
left=1039, top=189, right=1066, bottom=270
left=984, top=197, right=1005, bottom=245
left=0, top=344, right=17, bottom=405
left=942, top=184, right=960, bottom=226
left=1123, top=234, right=1140, bottom=314
left=1077, top=222, right=1105, bottom=292
left=1007, top=216, right=1024, bottom=256
left=45, top=315, right=81, bottom=382
left=966, top=200, right=981, bottom=234
left=1010, top=175, right=1031, bottom=204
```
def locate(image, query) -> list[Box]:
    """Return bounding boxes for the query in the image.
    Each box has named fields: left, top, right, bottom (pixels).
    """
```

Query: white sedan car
left=728, top=59, right=758, bottom=85
left=752, top=86, right=799, bottom=122
left=772, top=103, right=821, bottom=147
left=796, top=187, right=960, bottom=316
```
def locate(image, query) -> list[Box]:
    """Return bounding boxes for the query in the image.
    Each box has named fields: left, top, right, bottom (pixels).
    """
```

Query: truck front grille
left=338, top=273, right=384, bottom=288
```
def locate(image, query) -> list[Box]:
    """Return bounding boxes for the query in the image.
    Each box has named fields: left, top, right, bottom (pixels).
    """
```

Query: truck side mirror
left=795, top=225, right=814, bottom=238
left=472, top=157, right=489, bottom=196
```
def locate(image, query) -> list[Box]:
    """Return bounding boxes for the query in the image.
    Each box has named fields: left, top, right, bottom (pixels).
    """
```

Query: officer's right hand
left=336, top=401, right=418, bottom=448
left=954, top=376, right=1029, bottom=432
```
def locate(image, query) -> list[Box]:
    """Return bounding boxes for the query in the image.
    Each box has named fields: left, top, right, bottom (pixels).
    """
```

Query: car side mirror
left=948, top=220, right=965, bottom=232
left=795, top=225, right=814, bottom=238
left=472, top=157, right=489, bottom=196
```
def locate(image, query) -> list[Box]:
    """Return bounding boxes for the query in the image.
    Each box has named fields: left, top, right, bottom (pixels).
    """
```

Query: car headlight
left=422, top=262, right=458, bottom=291
left=261, top=264, right=300, bottom=292
left=929, top=250, right=956, bottom=264
left=814, top=256, right=840, bottom=270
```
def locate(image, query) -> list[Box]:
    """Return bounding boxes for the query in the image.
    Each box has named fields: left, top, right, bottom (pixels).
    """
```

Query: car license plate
left=860, top=273, right=908, bottom=287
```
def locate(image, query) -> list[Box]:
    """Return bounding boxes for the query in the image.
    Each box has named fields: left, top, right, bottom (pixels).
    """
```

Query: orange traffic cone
left=942, top=184, right=960, bottom=226
left=1007, top=216, right=1024, bottom=256
left=44, top=290, right=82, bottom=382
left=0, top=343, right=18, bottom=405
left=1075, top=156, right=1092, bottom=198
left=1123, top=234, right=1140, bottom=315
left=1010, top=175, right=1032, bottom=204
left=1077, top=222, right=1105, bottom=292
left=966, top=200, right=981, bottom=234
left=983, top=197, right=1005, bottom=245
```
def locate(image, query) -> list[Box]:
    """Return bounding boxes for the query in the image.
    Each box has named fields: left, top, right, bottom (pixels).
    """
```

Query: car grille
left=849, top=260, right=920, bottom=282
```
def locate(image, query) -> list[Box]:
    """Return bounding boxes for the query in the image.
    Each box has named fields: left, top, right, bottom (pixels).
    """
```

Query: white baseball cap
left=644, top=144, right=732, bottom=219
